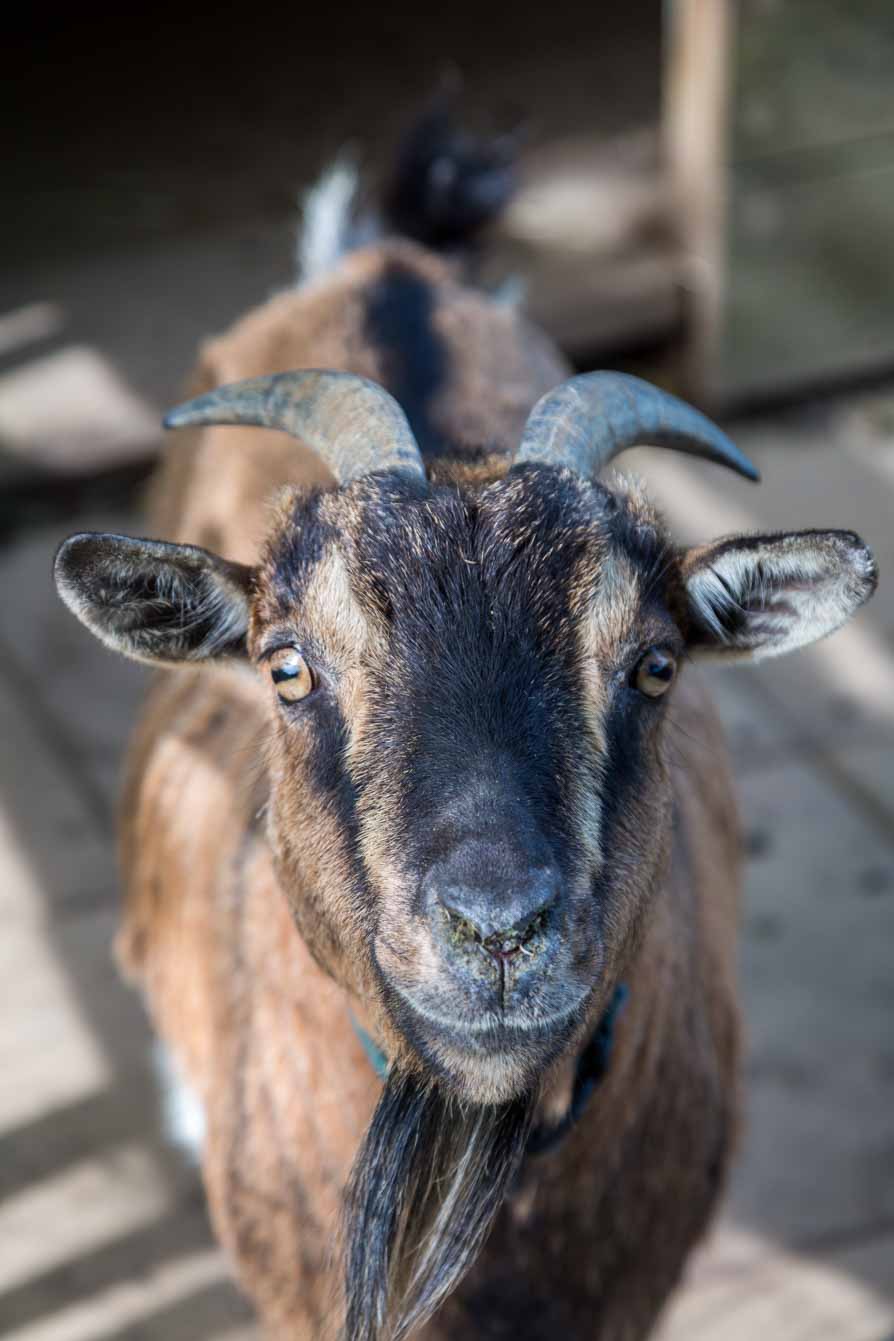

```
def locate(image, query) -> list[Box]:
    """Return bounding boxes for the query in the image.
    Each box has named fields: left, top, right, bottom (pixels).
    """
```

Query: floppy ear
left=681, top=529, right=877, bottom=662
left=54, top=532, right=254, bottom=666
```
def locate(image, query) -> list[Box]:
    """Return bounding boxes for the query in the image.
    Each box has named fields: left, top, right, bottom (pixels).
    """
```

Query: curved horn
left=514, top=372, right=759, bottom=482
left=163, top=370, right=426, bottom=485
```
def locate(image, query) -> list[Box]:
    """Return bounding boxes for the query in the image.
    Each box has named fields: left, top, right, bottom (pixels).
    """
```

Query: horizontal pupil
left=648, top=661, right=673, bottom=680
left=272, top=664, right=300, bottom=684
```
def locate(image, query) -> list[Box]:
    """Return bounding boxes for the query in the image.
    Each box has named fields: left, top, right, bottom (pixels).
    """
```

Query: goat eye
left=633, top=647, right=676, bottom=698
left=268, top=647, right=314, bottom=703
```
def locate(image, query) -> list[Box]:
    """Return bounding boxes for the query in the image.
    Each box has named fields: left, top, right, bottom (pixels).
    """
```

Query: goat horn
left=514, top=372, right=759, bottom=482
left=163, top=370, right=426, bottom=485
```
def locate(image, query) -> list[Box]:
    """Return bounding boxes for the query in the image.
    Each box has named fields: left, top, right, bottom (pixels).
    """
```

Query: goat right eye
left=268, top=647, right=315, bottom=703
left=631, top=647, right=677, bottom=699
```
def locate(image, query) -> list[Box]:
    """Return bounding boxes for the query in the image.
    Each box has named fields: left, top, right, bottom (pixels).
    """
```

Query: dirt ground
left=3, top=5, right=893, bottom=1337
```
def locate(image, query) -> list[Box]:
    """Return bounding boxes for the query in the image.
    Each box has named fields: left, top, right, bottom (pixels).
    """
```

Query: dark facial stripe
left=268, top=495, right=335, bottom=616
left=301, top=695, right=360, bottom=850
left=349, top=477, right=598, bottom=886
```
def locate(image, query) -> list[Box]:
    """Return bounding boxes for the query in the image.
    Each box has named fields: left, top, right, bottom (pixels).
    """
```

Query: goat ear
left=681, top=529, right=877, bottom=662
left=54, top=532, right=254, bottom=666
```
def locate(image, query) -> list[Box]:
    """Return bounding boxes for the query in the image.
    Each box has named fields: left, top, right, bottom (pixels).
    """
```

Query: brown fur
left=117, top=240, right=742, bottom=1338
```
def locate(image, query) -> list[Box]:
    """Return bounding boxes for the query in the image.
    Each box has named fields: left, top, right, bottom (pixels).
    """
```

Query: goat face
left=252, top=466, right=678, bottom=1100
left=54, top=374, right=877, bottom=1105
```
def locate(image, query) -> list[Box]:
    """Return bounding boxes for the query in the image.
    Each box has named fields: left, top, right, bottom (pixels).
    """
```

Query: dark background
left=4, top=3, right=660, bottom=406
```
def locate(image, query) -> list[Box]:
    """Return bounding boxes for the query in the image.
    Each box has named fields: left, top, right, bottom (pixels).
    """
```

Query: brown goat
left=55, top=216, right=876, bottom=1337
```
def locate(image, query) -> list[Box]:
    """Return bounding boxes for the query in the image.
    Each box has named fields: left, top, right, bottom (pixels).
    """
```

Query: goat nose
left=428, top=860, right=561, bottom=955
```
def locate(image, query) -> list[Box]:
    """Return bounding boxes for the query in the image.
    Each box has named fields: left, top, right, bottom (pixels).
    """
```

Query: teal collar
left=351, top=1013, right=390, bottom=1080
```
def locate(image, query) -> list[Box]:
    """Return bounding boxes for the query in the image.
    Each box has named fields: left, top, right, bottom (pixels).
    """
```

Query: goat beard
left=341, top=1065, right=537, bottom=1341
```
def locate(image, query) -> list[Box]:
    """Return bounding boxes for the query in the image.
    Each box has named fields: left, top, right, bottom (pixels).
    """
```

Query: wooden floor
left=1, top=271, right=893, bottom=1339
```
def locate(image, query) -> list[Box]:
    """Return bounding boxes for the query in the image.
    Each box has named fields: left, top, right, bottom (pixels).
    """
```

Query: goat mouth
left=393, top=988, right=584, bottom=1052
left=380, top=981, right=592, bottom=1100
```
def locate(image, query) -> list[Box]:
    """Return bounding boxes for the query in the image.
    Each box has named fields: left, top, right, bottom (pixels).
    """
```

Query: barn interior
left=2, top=3, right=894, bottom=1338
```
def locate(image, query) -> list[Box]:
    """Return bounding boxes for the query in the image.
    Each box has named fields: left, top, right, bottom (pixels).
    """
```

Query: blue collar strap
left=526, top=982, right=628, bottom=1157
left=349, top=983, right=628, bottom=1158
left=351, top=1014, right=390, bottom=1080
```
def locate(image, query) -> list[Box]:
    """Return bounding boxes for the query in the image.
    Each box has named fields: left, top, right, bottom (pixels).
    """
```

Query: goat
left=54, top=130, right=877, bottom=1341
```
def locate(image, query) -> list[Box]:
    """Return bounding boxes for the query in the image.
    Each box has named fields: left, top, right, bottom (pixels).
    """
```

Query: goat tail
left=382, top=80, right=519, bottom=251
left=297, top=83, right=519, bottom=284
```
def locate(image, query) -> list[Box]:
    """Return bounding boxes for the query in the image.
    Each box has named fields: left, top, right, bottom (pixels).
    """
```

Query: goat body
left=114, top=240, right=740, bottom=1338
left=56, top=140, right=876, bottom=1334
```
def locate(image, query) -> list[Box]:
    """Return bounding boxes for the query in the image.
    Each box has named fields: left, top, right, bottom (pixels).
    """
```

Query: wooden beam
left=664, top=0, right=733, bottom=403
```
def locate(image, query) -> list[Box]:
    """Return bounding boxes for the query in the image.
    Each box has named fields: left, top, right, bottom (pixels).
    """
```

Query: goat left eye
left=268, top=647, right=315, bottom=703
left=632, top=647, right=676, bottom=698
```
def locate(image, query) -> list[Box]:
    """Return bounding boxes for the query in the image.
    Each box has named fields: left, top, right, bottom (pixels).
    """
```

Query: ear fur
left=54, top=532, right=254, bottom=667
left=682, top=529, right=877, bottom=662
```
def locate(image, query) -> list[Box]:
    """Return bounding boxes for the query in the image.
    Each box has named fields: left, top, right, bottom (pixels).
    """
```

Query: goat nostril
left=424, top=855, right=561, bottom=960
left=483, top=908, right=550, bottom=955
left=437, top=892, right=555, bottom=959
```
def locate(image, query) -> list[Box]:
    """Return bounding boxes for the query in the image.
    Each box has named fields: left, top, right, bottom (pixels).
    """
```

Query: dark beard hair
left=341, top=1066, right=536, bottom=1341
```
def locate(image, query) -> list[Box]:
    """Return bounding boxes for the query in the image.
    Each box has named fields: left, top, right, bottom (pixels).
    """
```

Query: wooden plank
left=0, top=346, right=158, bottom=478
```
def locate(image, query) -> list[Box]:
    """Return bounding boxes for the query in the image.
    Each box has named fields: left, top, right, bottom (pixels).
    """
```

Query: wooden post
left=664, top=0, right=733, bottom=404
left=666, top=0, right=894, bottom=407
